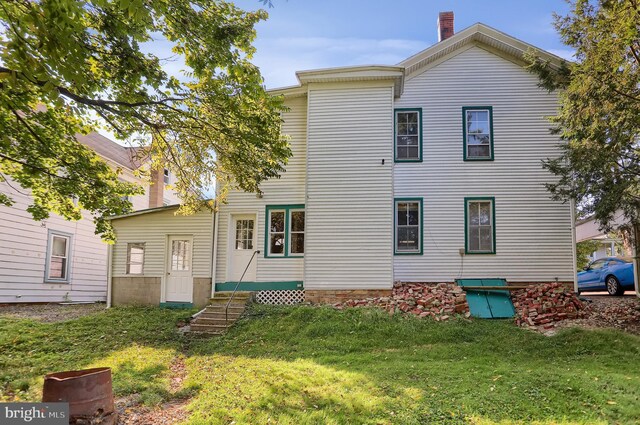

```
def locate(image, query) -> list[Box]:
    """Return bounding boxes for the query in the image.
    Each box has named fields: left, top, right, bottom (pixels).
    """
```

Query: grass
left=1, top=305, right=639, bottom=424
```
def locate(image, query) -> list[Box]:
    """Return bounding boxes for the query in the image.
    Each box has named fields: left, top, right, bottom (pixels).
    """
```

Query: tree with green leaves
left=526, top=0, right=640, bottom=290
left=0, top=0, right=289, bottom=242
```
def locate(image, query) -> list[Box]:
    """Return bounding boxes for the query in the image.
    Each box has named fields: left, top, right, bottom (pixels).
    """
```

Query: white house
left=0, top=132, right=180, bottom=304
left=107, top=16, right=577, bottom=308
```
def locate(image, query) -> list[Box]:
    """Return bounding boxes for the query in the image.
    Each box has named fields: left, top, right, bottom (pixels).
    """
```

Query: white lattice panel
left=255, top=290, right=305, bottom=305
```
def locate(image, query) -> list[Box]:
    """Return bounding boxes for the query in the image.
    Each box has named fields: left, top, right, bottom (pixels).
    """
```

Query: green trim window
left=463, top=107, right=494, bottom=161
left=265, top=205, right=305, bottom=258
left=394, top=198, right=423, bottom=255
left=394, top=108, right=422, bottom=162
left=465, top=197, right=496, bottom=254
left=126, top=243, right=145, bottom=275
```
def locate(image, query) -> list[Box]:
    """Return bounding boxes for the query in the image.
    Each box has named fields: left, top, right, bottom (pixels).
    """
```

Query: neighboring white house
left=107, top=17, right=577, bottom=307
left=0, top=132, right=180, bottom=304
left=576, top=211, right=628, bottom=261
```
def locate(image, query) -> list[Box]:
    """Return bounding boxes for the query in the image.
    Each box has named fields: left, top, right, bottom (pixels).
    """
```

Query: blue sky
left=103, top=1, right=573, bottom=141
left=230, top=0, right=574, bottom=88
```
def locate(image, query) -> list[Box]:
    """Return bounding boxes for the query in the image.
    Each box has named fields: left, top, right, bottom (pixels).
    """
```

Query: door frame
left=161, top=234, right=194, bottom=303
left=225, top=212, right=259, bottom=283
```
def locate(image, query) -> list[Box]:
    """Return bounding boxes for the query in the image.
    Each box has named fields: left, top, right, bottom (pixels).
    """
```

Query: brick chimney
left=437, top=11, right=454, bottom=42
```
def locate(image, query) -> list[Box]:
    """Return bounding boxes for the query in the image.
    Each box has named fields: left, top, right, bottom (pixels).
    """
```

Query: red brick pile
left=334, top=282, right=470, bottom=321
left=512, top=282, right=586, bottom=329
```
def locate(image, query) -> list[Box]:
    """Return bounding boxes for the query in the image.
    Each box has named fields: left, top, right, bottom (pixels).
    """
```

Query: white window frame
left=45, top=230, right=72, bottom=283
left=163, top=168, right=170, bottom=184
left=234, top=219, right=255, bottom=251
left=394, top=199, right=423, bottom=255
left=465, top=198, right=495, bottom=254
left=267, top=209, right=286, bottom=257
left=394, top=109, right=422, bottom=162
left=287, top=209, right=305, bottom=256
left=463, top=107, right=494, bottom=161
left=126, top=243, right=145, bottom=275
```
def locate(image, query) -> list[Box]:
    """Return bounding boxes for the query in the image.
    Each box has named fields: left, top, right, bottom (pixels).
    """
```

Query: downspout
left=570, top=199, right=578, bottom=293
left=210, top=202, right=219, bottom=298
left=106, top=244, right=113, bottom=308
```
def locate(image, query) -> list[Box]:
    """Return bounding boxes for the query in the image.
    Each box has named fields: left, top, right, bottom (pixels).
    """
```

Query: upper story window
left=394, top=198, right=423, bottom=255
left=465, top=197, right=496, bottom=254
left=395, top=108, right=422, bottom=162
left=126, top=243, right=145, bottom=274
left=45, top=231, right=72, bottom=282
left=163, top=168, right=170, bottom=184
left=265, top=205, right=305, bottom=257
left=463, top=107, right=494, bottom=161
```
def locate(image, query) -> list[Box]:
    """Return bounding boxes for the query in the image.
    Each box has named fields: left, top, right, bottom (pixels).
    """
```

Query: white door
left=229, top=215, right=257, bottom=282
left=165, top=236, right=193, bottom=302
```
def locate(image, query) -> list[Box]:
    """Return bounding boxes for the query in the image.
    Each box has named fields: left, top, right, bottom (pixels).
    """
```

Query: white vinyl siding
left=111, top=208, right=213, bottom=278
left=214, top=96, right=307, bottom=284
left=0, top=179, right=108, bottom=303
left=393, top=46, right=573, bottom=282
left=305, top=83, right=394, bottom=290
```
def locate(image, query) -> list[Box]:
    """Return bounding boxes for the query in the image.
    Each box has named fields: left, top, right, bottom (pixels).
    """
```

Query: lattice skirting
left=255, top=290, right=305, bottom=305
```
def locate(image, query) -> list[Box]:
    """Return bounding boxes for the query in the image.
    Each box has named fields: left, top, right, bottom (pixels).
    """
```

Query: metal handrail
left=225, top=250, right=260, bottom=324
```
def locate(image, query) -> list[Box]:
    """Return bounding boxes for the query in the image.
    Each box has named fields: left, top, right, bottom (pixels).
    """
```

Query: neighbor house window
left=126, top=243, right=145, bottom=274
left=463, top=107, right=494, bottom=161
left=45, top=231, right=71, bottom=282
left=163, top=168, right=170, bottom=184
left=465, top=197, right=496, bottom=254
left=395, top=108, right=422, bottom=162
left=395, top=198, right=423, bottom=255
left=265, top=205, right=305, bottom=257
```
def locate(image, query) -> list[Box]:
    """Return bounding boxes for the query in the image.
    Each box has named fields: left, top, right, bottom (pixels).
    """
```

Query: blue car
left=577, top=257, right=635, bottom=295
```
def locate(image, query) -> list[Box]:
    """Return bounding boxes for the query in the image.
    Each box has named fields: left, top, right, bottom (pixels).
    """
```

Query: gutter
left=106, top=244, right=113, bottom=308
left=210, top=202, right=220, bottom=298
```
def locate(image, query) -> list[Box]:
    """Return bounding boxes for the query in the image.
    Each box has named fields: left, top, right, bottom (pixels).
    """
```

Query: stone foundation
left=112, top=277, right=161, bottom=306
left=305, top=289, right=392, bottom=304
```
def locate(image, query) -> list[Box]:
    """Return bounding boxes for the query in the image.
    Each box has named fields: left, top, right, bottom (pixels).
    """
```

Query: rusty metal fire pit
left=43, top=367, right=117, bottom=424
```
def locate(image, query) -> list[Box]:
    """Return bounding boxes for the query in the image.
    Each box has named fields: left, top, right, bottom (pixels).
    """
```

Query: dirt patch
left=0, top=303, right=106, bottom=322
left=556, top=295, right=640, bottom=335
left=116, top=356, right=191, bottom=425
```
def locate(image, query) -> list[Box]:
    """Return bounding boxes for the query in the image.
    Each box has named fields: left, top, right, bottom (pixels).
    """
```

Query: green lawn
left=1, top=305, right=639, bottom=424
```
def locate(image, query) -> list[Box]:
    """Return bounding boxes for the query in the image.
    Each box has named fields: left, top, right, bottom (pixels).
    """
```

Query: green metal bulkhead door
left=456, top=278, right=515, bottom=319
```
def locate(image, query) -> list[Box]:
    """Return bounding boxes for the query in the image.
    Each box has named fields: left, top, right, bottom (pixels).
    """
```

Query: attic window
left=163, top=168, right=170, bottom=184
left=395, top=109, right=422, bottom=162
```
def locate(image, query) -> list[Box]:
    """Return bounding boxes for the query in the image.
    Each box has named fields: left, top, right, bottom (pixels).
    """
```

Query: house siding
left=214, top=96, right=307, bottom=284
left=393, top=46, right=573, bottom=282
left=0, top=180, right=107, bottom=303
left=111, top=209, right=213, bottom=279
left=304, top=82, right=395, bottom=290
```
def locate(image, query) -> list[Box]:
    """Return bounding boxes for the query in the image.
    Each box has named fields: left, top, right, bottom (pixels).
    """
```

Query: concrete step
left=190, top=324, right=228, bottom=335
left=204, top=305, right=246, bottom=313
left=194, top=317, right=237, bottom=326
left=197, top=312, right=243, bottom=321
left=209, top=295, right=252, bottom=304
